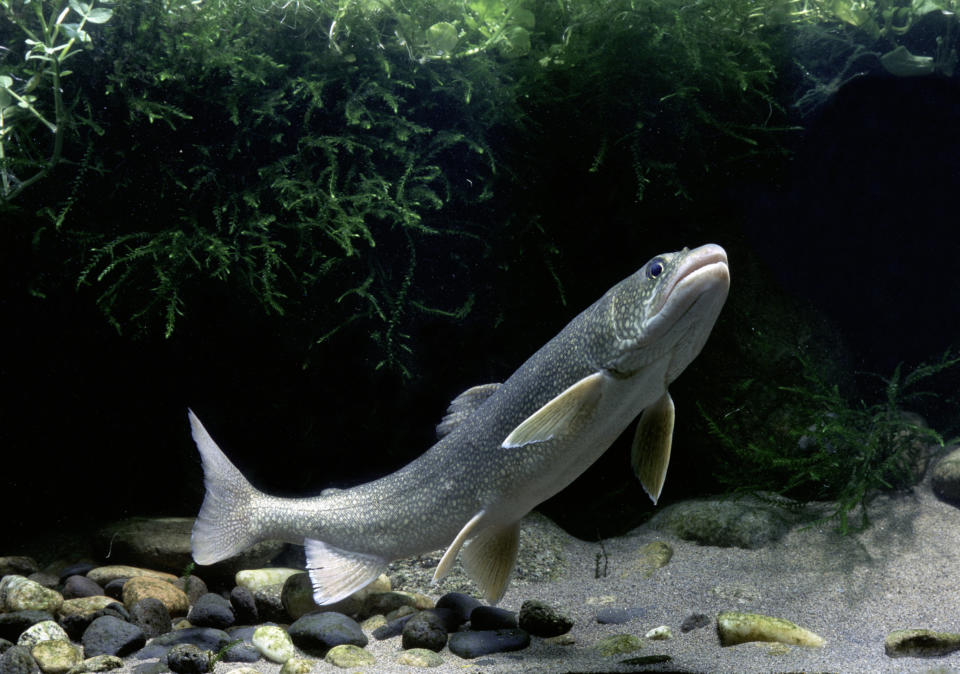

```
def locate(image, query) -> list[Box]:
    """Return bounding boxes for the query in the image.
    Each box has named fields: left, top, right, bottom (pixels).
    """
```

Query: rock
left=649, top=498, right=795, bottom=549
left=100, top=582, right=126, bottom=603
left=30, top=639, right=83, bottom=674
left=645, top=625, right=674, bottom=640
left=0, top=645, right=39, bottom=674
left=717, top=611, right=825, bottom=648
left=61, top=578, right=103, bottom=601
left=620, top=541, right=674, bottom=578
left=170, top=578, right=206, bottom=608
left=401, top=612, right=447, bottom=652
left=17, top=621, right=69, bottom=648
left=712, top=582, right=762, bottom=605
left=81, top=616, right=145, bottom=657
left=58, top=565, right=97, bottom=584
left=593, top=633, right=642, bottom=656
left=251, top=625, right=294, bottom=664
left=372, top=615, right=412, bottom=641
left=217, top=641, right=259, bottom=663
left=121, top=578, right=188, bottom=617
left=469, top=606, right=517, bottom=630
left=278, top=574, right=320, bottom=621
left=85, top=567, right=177, bottom=587
left=0, top=577, right=63, bottom=614
left=217, top=668, right=257, bottom=674
left=595, top=607, right=647, bottom=625
left=279, top=658, right=315, bottom=674
left=932, top=445, right=960, bottom=502
left=234, top=569, right=301, bottom=594
left=288, top=612, right=367, bottom=656
left=63, top=654, right=123, bottom=673
left=133, top=628, right=229, bottom=661
left=680, top=613, right=711, bottom=632
left=397, top=648, right=443, bottom=667
left=166, top=644, right=210, bottom=674
left=186, top=594, right=233, bottom=630
left=228, top=587, right=257, bottom=625
left=26, top=575, right=59, bottom=591
left=0, top=559, right=39, bottom=578
left=884, top=629, right=960, bottom=658
left=434, top=593, right=481, bottom=626
left=129, top=598, right=171, bottom=640
left=251, top=586, right=287, bottom=624
left=362, top=591, right=419, bottom=619
left=58, top=597, right=119, bottom=620
left=130, top=664, right=170, bottom=674
left=447, top=629, right=530, bottom=659
left=0, top=613, right=55, bottom=643
left=518, top=600, right=573, bottom=637
left=325, top=644, right=375, bottom=667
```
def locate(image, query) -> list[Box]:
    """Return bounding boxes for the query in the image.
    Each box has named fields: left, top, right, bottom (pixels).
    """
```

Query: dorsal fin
left=436, top=383, right=501, bottom=438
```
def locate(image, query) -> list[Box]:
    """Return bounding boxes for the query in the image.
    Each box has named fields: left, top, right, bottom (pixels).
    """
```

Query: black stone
left=134, top=628, right=231, bottom=660
left=401, top=611, right=448, bottom=652
left=228, top=586, right=257, bottom=624
left=518, top=600, right=573, bottom=637
left=25, top=573, right=58, bottom=589
left=470, top=606, right=518, bottom=630
left=681, top=613, right=711, bottom=632
left=132, top=664, right=171, bottom=674
left=58, top=562, right=96, bottom=583
left=172, top=577, right=208, bottom=606
left=103, top=578, right=129, bottom=601
left=82, top=615, right=146, bottom=658
left=0, top=639, right=12, bottom=655
left=131, top=598, right=172, bottom=640
left=435, top=592, right=482, bottom=626
left=288, top=612, right=368, bottom=656
left=187, top=593, right=234, bottom=629
left=0, top=645, right=39, bottom=674
left=447, top=629, right=531, bottom=659
left=251, top=586, right=286, bottom=624
left=166, top=644, right=210, bottom=674
left=94, top=603, right=131, bottom=623
left=62, top=575, right=104, bottom=599
left=58, top=614, right=93, bottom=642
left=595, top=607, right=647, bottom=625
left=0, top=612, right=54, bottom=642
left=220, top=641, right=260, bottom=663
left=372, top=615, right=413, bottom=641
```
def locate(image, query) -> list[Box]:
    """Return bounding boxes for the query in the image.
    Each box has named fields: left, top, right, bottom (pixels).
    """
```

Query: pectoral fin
left=502, top=372, right=604, bottom=448
left=462, top=521, right=520, bottom=605
left=434, top=510, right=486, bottom=583
left=631, top=392, right=675, bottom=505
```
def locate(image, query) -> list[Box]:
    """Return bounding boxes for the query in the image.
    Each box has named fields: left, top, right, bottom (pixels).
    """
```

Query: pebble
left=278, top=573, right=317, bottom=621
left=0, top=576, right=64, bottom=614
left=101, top=581, right=127, bottom=603
left=287, top=612, right=367, bottom=656
left=401, top=611, right=447, bottom=652
left=595, top=607, right=647, bottom=625
left=218, top=641, right=259, bottom=663
left=324, top=643, right=375, bottom=667
left=0, top=612, right=55, bottom=642
left=63, top=654, right=124, bottom=673
left=62, top=577, right=104, bottom=600
left=122, top=578, right=188, bottom=617
left=27, top=574, right=60, bottom=591
left=470, top=606, right=517, bottom=630
left=447, top=629, right=530, bottom=659
left=645, top=625, right=674, bottom=640
left=18, top=621, right=69, bottom=648
left=0, top=644, right=39, bottom=674
left=130, top=663, right=169, bottom=674
left=85, top=567, right=177, bottom=586
left=397, top=647, right=443, bottom=667
left=716, top=611, right=825, bottom=648
left=134, top=627, right=230, bottom=660
left=220, top=668, right=258, bottom=674
left=229, top=587, right=257, bottom=625
left=186, top=594, right=234, bottom=629
left=81, top=616, right=145, bottom=658
left=621, top=541, right=674, bottom=578
left=171, top=577, right=207, bottom=607
left=372, top=615, right=412, bottom=641
left=680, top=613, right=711, bottom=632
left=932, top=444, right=960, bottom=502
left=279, top=658, right=315, bottom=674
left=434, top=593, right=481, bottom=626
left=129, top=598, right=172, bottom=640
left=166, top=644, right=209, bottom=674
left=362, top=591, right=419, bottom=618
left=59, top=597, right=118, bottom=620
left=594, top=633, right=642, bottom=656
left=0, top=557, right=40, bottom=577
left=252, top=624, right=294, bottom=664
left=234, top=569, right=301, bottom=594
left=58, top=564, right=97, bottom=583
left=884, top=628, right=960, bottom=658
left=518, top=600, right=573, bottom=637
left=251, top=586, right=287, bottom=624
left=30, top=639, right=83, bottom=674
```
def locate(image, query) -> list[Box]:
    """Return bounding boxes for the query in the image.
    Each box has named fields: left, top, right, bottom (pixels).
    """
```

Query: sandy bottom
left=119, top=477, right=960, bottom=673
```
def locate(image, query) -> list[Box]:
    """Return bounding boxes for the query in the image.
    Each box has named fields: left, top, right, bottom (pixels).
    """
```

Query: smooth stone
left=279, top=658, right=315, bottom=674
left=362, top=591, right=419, bottom=619
left=251, top=586, right=287, bottom=624
left=30, top=640, right=83, bottom=674
left=58, top=597, right=118, bottom=619
left=217, top=641, right=259, bottom=663
left=595, top=607, right=647, bottom=625
left=81, top=616, right=145, bottom=658
left=186, top=594, right=233, bottom=630
left=0, top=577, right=63, bottom=614
left=884, top=628, right=960, bottom=658
left=122, top=578, right=188, bottom=617
left=228, top=587, right=257, bottom=625
left=0, top=645, right=39, bottom=674
left=133, top=628, right=229, bottom=660
left=62, top=578, right=103, bottom=601
left=130, top=598, right=171, bottom=640
left=621, top=541, right=673, bottom=578
left=594, top=633, right=642, bottom=656
left=681, top=613, right=711, bottom=632
left=324, top=644, right=374, bottom=667
left=57, top=565, right=97, bottom=584
left=17, top=621, right=69, bottom=648
left=26, top=575, right=59, bottom=591
left=63, top=654, right=124, bottom=673
left=645, top=625, right=674, bottom=640
left=0, top=612, right=55, bottom=643
left=101, top=581, right=127, bottom=603
left=372, top=615, right=412, bottom=641
left=470, top=606, right=517, bottom=630
left=85, top=567, right=177, bottom=586
left=518, top=600, right=573, bottom=637
left=360, top=615, right=387, bottom=632
left=447, top=629, right=530, bottom=659
left=401, top=612, right=447, bottom=652
left=717, top=611, right=825, bottom=647
left=170, top=578, right=206, bottom=608
left=251, top=625, right=294, bottom=664
left=0, top=558, right=39, bottom=578
left=932, top=444, right=960, bottom=502
left=234, top=569, right=301, bottom=594
left=130, top=664, right=170, bottom=674
left=288, top=612, right=367, bottom=656
left=397, top=647, right=443, bottom=667
left=166, top=644, right=210, bottom=674
left=434, top=593, right=481, bottom=626
left=649, top=498, right=795, bottom=549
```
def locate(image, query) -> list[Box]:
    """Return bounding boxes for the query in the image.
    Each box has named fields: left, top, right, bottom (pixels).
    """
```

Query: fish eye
left=646, top=257, right=666, bottom=279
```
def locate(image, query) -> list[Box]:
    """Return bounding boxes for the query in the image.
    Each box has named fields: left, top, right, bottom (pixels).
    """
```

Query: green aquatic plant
left=704, top=350, right=960, bottom=533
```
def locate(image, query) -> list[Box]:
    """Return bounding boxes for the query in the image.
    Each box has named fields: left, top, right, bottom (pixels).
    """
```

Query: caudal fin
left=189, top=410, right=263, bottom=565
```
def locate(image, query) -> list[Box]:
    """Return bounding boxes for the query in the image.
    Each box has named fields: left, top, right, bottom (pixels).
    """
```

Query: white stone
left=235, top=568, right=302, bottom=593
left=18, top=620, right=70, bottom=648
left=645, top=625, right=674, bottom=640
left=252, top=624, right=295, bottom=663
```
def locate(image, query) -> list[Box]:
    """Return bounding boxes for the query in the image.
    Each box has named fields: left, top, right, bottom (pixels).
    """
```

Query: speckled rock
left=85, top=567, right=177, bottom=587
left=17, top=621, right=69, bottom=648
left=228, top=587, right=257, bottom=625
left=30, top=639, right=83, bottom=674
left=129, top=598, right=171, bottom=640
left=171, top=577, right=206, bottom=608
left=0, top=558, right=39, bottom=578
left=121, top=578, right=188, bottom=617
left=186, top=594, right=233, bottom=630
left=650, top=498, right=795, bottom=549
left=325, top=644, right=374, bottom=667
left=717, top=611, right=825, bottom=647
left=279, top=658, right=315, bottom=674
left=932, top=445, right=960, bottom=503
left=518, top=600, right=573, bottom=637
left=62, top=578, right=103, bottom=601
left=447, top=629, right=530, bottom=659
left=234, top=569, right=301, bottom=594
left=251, top=625, right=294, bottom=664
left=884, top=629, right=960, bottom=658
left=397, top=648, right=443, bottom=667
left=401, top=612, right=447, bottom=652
left=0, top=644, right=39, bottom=674
left=80, top=616, right=145, bottom=658
left=288, top=612, right=367, bottom=656
left=594, top=633, right=642, bottom=656
left=58, top=597, right=119, bottom=620
left=133, top=627, right=229, bottom=660
left=0, top=577, right=64, bottom=614
left=63, top=654, right=123, bottom=673
left=470, top=606, right=517, bottom=630
left=0, top=612, right=55, bottom=643
left=165, top=644, right=209, bottom=674
left=251, top=586, right=287, bottom=624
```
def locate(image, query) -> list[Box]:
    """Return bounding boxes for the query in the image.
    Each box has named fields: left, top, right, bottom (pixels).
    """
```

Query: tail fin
left=188, top=410, right=263, bottom=565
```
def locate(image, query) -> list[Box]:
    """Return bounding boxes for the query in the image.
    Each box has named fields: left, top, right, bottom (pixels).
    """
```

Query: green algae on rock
left=594, top=633, right=643, bottom=656
left=717, top=611, right=825, bottom=648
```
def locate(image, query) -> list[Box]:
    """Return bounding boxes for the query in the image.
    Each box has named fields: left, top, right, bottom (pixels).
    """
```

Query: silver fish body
left=189, top=243, right=730, bottom=605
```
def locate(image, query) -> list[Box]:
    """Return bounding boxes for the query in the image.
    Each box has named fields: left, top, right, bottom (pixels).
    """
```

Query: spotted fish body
left=189, top=243, right=730, bottom=605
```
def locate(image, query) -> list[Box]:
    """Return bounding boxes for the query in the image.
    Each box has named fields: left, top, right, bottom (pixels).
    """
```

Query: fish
left=188, top=243, right=730, bottom=605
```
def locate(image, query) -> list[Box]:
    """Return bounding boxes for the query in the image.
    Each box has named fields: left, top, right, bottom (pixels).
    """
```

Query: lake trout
left=189, top=243, right=730, bottom=605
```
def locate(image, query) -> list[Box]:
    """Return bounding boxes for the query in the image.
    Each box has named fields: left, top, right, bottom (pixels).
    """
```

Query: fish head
left=599, top=243, right=730, bottom=380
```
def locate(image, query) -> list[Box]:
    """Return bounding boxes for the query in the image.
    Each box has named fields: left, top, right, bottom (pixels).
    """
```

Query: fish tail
left=188, top=410, right=264, bottom=565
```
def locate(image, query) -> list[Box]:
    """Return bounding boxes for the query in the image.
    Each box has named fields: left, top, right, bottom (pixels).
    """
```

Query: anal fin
left=434, top=510, right=486, bottom=583
left=631, top=391, right=675, bottom=505
left=305, top=538, right=387, bottom=605
left=462, top=520, right=520, bottom=605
